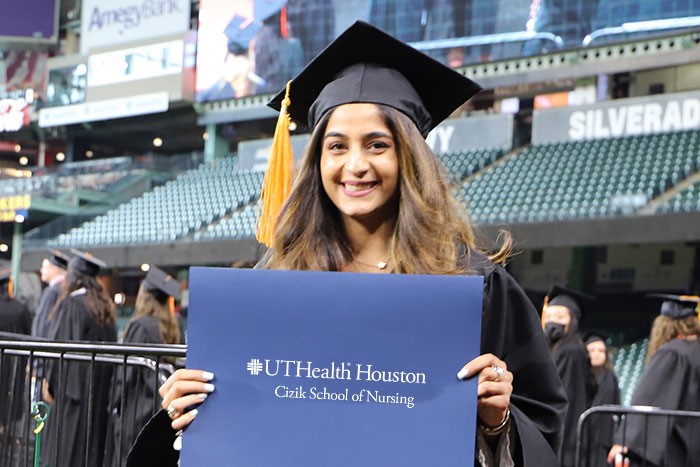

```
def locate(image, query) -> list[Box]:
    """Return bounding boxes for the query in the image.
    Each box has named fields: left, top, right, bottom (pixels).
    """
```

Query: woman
left=541, top=285, right=597, bottom=467
left=583, top=331, right=620, bottom=467
left=43, top=250, right=117, bottom=467
left=129, top=21, right=566, bottom=467
left=608, top=295, right=700, bottom=467
left=104, top=265, right=181, bottom=467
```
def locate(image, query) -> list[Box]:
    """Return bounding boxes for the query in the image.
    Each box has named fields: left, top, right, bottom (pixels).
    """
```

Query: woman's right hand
left=159, top=369, right=215, bottom=431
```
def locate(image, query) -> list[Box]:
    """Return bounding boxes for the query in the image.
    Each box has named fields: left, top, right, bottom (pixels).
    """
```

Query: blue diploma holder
left=182, top=268, right=483, bottom=466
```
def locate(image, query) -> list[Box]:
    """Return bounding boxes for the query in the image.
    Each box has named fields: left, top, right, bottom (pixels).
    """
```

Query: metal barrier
left=575, top=405, right=700, bottom=467
left=0, top=333, right=186, bottom=467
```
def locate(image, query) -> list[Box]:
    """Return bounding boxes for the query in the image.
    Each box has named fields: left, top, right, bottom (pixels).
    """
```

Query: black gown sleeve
left=126, top=409, right=179, bottom=467
left=476, top=254, right=567, bottom=467
left=621, top=346, right=685, bottom=466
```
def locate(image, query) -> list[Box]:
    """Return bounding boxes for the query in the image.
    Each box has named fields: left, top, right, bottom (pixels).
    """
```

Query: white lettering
left=662, top=101, right=682, bottom=132
left=608, top=107, right=627, bottom=137
left=682, top=99, right=700, bottom=129
left=626, top=104, right=644, bottom=135
left=593, top=109, right=609, bottom=138
left=568, top=111, right=585, bottom=140
left=643, top=103, right=663, bottom=133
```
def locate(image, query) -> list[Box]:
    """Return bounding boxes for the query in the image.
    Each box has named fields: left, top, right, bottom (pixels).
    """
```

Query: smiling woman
left=128, top=21, right=567, bottom=467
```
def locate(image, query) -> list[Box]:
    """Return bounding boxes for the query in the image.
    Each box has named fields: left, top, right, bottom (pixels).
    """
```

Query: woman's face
left=586, top=340, right=607, bottom=367
left=543, top=305, right=572, bottom=330
left=320, top=103, right=399, bottom=226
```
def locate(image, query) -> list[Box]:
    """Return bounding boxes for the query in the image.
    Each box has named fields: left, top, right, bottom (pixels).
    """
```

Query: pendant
left=376, top=261, right=388, bottom=269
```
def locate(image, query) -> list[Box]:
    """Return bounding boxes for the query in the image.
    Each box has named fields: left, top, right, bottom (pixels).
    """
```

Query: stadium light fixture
left=202, top=132, right=209, bottom=141
left=140, top=263, right=151, bottom=272
left=19, top=156, right=29, bottom=166
left=152, top=137, right=163, bottom=147
left=85, top=150, right=94, bottom=158
left=0, top=244, right=8, bottom=252
left=56, top=152, right=66, bottom=162
left=14, top=144, right=21, bottom=152
left=114, top=292, right=126, bottom=305
left=14, top=214, right=25, bottom=223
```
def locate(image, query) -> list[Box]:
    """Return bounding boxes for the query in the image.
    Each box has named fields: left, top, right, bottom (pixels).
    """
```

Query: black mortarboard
left=68, top=249, right=106, bottom=277
left=648, top=293, right=700, bottom=319
left=142, top=266, right=181, bottom=302
left=47, top=249, right=69, bottom=270
left=583, top=330, right=609, bottom=346
left=267, top=21, right=481, bottom=137
left=545, top=285, right=594, bottom=321
left=225, top=15, right=259, bottom=55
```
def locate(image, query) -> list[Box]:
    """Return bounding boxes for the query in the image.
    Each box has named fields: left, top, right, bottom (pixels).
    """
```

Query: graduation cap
left=268, top=20, right=481, bottom=137
left=258, top=20, right=481, bottom=247
left=544, top=284, right=594, bottom=321
left=648, top=293, right=700, bottom=319
left=142, top=266, right=181, bottom=303
left=47, top=249, right=69, bottom=270
left=225, top=15, right=259, bottom=55
left=254, top=0, right=286, bottom=24
left=583, top=329, right=610, bottom=346
left=68, top=249, right=106, bottom=277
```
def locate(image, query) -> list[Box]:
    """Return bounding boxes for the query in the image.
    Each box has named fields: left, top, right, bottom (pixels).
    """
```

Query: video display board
left=196, top=0, right=700, bottom=103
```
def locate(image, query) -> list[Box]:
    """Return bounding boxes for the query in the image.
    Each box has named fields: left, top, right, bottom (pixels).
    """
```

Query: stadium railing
left=0, top=333, right=186, bottom=467
left=575, top=405, right=700, bottom=467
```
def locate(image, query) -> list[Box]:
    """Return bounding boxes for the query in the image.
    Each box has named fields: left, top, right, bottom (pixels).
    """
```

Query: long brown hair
left=264, top=104, right=510, bottom=272
left=647, top=314, right=700, bottom=362
left=51, top=269, right=115, bottom=327
left=129, top=285, right=181, bottom=345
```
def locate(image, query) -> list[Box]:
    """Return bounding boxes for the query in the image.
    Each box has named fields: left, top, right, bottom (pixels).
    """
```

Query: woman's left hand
left=458, top=353, right=513, bottom=428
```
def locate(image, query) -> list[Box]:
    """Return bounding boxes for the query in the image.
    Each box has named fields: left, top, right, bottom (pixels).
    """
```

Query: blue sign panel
left=183, top=268, right=483, bottom=466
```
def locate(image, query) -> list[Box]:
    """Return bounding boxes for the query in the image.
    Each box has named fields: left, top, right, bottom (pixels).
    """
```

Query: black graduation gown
left=31, top=282, right=61, bottom=338
left=582, top=369, right=620, bottom=467
left=619, top=338, right=700, bottom=467
left=0, top=298, right=32, bottom=467
left=105, top=315, right=164, bottom=467
left=127, top=252, right=567, bottom=467
left=43, top=291, right=117, bottom=467
left=551, top=336, right=595, bottom=467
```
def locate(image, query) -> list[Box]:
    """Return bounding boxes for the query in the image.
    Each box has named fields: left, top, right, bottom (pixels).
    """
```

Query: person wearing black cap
left=31, top=249, right=69, bottom=339
left=582, top=331, right=620, bottom=467
left=42, top=249, right=117, bottom=467
left=608, top=294, right=700, bottom=467
left=541, top=284, right=597, bottom=467
left=0, top=269, right=32, bottom=456
left=129, top=21, right=566, bottom=467
left=104, top=266, right=181, bottom=467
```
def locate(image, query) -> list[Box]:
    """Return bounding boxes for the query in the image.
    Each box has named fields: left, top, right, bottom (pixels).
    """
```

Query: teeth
left=344, top=183, right=374, bottom=192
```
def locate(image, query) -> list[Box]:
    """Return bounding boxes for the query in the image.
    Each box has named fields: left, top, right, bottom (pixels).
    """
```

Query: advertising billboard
left=80, top=0, right=191, bottom=53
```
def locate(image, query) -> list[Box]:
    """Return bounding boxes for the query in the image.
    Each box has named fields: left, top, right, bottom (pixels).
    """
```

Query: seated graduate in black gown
left=541, top=285, right=597, bottom=467
left=582, top=330, right=621, bottom=467
left=105, top=265, right=182, bottom=467
left=128, top=20, right=567, bottom=467
left=608, top=294, right=700, bottom=467
left=43, top=250, right=117, bottom=467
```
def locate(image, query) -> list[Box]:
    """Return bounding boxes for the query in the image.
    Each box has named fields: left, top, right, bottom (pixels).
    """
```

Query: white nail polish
left=190, top=409, right=199, bottom=418
left=202, top=371, right=215, bottom=381
left=197, top=393, right=208, bottom=400
left=457, top=367, right=469, bottom=380
left=203, top=383, right=215, bottom=392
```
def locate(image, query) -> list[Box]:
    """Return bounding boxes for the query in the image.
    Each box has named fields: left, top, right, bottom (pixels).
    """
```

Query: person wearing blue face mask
left=541, top=285, right=597, bottom=467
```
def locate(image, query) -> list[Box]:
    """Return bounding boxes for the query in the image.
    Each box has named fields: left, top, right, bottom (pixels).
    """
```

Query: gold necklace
left=352, top=257, right=391, bottom=270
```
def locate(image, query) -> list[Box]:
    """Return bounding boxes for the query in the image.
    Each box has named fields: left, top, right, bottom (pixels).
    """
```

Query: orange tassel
left=168, top=296, right=175, bottom=316
left=7, top=276, right=13, bottom=299
left=256, top=80, right=296, bottom=248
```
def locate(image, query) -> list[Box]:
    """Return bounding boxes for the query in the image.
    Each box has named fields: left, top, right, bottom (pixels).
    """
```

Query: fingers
left=171, top=409, right=199, bottom=431
left=159, top=369, right=214, bottom=398
left=161, top=380, right=215, bottom=411
left=457, top=353, right=507, bottom=380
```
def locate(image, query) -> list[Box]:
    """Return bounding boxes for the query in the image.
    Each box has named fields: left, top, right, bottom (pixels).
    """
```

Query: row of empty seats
left=612, top=338, right=648, bottom=406
left=50, top=157, right=263, bottom=247
left=655, top=179, right=700, bottom=213
left=462, top=131, right=700, bottom=224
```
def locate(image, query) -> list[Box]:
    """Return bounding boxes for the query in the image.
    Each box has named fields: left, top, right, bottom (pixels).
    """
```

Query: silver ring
left=167, top=404, right=178, bottom=420
left=492, top=366, right=504, bottom=378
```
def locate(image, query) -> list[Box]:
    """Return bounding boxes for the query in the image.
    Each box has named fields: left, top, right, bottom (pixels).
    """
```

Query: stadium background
left=2, top=0, right=700, bottom=405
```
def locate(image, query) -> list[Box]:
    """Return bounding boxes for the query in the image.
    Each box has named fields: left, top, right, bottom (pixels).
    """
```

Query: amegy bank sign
left=532, top=90, right=700, bottom=144
left=80, top=0, right=190, bottom=54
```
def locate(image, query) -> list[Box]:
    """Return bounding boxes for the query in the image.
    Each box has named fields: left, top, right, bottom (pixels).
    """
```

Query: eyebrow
left=323, top=131, right=392, bottom=140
